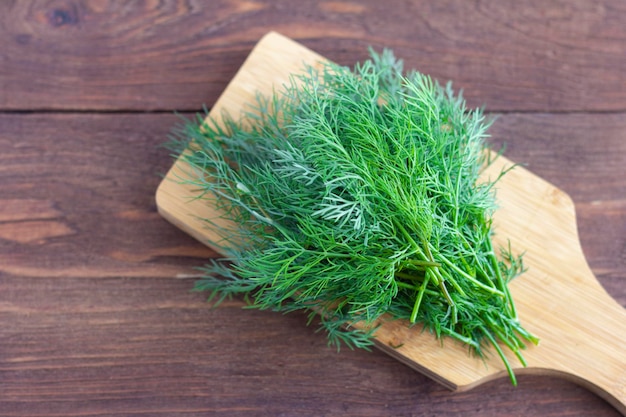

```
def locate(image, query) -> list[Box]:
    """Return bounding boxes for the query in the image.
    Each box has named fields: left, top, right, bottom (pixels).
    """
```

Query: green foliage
left=167, top=49, right=538, bottom=384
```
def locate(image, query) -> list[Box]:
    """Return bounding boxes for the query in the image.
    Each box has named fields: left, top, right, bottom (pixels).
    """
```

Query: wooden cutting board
left=156, top=32, right=626, bottom=414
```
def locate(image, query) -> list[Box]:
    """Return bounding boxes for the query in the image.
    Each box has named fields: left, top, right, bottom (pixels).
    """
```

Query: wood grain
left=1, top=0, right=625, bottom=416
left=1, top=0, right=626, bottom=112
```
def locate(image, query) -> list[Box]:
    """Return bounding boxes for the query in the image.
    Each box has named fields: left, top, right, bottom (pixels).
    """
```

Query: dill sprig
left=167, top=49, right=539, bottom=384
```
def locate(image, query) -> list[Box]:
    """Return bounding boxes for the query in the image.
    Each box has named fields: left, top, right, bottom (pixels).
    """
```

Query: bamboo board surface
left=156, top=32, right=626, bottom=414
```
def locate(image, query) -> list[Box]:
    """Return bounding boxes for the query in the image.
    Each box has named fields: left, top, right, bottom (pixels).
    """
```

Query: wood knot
left=47, top=6, right=79, bottom=27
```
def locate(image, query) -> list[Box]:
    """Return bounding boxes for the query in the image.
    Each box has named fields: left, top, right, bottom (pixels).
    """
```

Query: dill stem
left=404, top=258, right=441, bottom=268
left=433, top=265, right=465, bottom=298
left=438, top=279, right=457, bottom=325
left=487, top=317, right=527, bottom=367
left=458, top=232, right=498, bottom=291
left=513, top=323, right=540, bottom=346
left=485, top=237, right=517, bottom=318
left=392, top=220, right=461, bottom=309
left=443, top=329, right=480, bottom=350
left=438, top=253, right=505, bottom=297
left=410, top=269, right=431, bottom=323
left=394, top=271, right=424, bottom=282
left=504, top=284, right=518, bottom=320
left=393, top=220, right=429, bottom=261
left=481, top=327, right=517, bottom=386
left=396, top=280, right=418, bottom=291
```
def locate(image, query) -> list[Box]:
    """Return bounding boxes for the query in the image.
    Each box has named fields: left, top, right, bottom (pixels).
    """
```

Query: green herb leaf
left=167, top=48, right=538, bottom=384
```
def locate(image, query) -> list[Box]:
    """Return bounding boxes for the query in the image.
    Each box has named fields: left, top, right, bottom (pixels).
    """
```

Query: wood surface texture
left=1, top=1, right=625, bottom=416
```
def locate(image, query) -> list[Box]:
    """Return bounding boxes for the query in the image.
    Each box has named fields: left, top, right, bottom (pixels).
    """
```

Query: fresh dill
left=167, top=48, right=539, bottom=384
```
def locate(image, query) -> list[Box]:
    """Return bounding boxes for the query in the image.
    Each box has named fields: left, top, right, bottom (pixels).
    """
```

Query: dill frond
left=167, top=48, right=537, bottom=384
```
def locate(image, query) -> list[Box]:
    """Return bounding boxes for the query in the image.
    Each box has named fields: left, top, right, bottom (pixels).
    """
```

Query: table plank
left=0, top=275, right=621, bottom=417
left=1, top=0, right=626, bottom=112
left=0, top=113, right=623, bottom=416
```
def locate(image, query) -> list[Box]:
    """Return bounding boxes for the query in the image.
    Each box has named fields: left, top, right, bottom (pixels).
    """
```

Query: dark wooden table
left=1, top=2, right=625, bottom=416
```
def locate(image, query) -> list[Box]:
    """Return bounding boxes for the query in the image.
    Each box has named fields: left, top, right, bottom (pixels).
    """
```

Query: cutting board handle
left=504, top=182, right=626, bottom=415
left=520, top=275, right=626, bottom=414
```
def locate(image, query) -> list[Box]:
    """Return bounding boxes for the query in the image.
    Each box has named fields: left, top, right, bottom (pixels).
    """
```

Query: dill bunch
left=168, top=49, right=538, bottom=384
